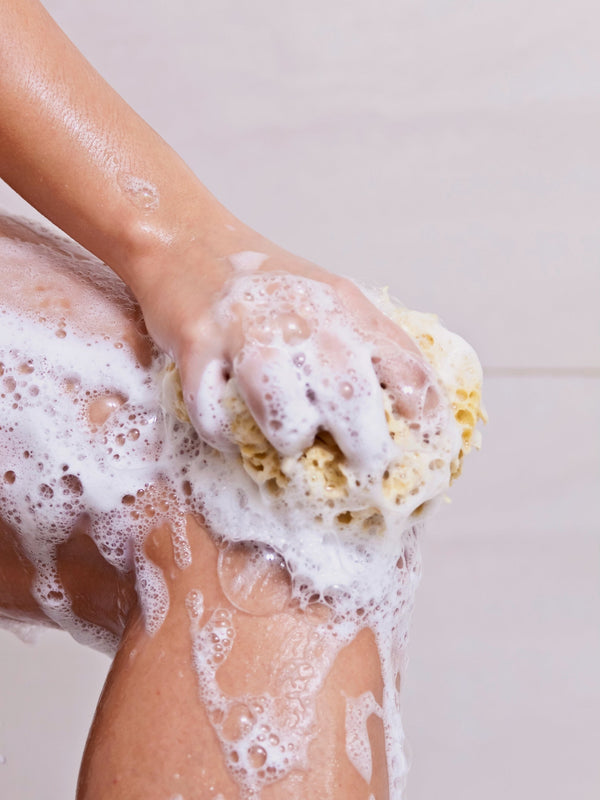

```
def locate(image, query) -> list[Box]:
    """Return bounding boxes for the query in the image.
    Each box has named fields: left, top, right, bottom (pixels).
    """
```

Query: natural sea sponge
left=387, top=304, right=487, bottom=479
left=161, top=292, right=485, bottom=534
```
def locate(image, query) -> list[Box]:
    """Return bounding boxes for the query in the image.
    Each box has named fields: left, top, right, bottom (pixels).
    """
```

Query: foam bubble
left=0, top=219, right=484, bottom=796
left=228, top=251, right=268, bottom=272
left=217, top=541, right=292, bottom=616
left=117, top=174, right=160, bottom=211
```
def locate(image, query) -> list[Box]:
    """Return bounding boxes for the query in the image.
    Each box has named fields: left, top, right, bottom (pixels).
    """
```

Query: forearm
left=0, top=0, right=236, bottom=299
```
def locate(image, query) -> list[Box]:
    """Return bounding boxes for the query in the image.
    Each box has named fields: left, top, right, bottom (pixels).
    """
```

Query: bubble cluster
left=117, top=174, right=160, bottom=212
left=0, top=218, right=484, bottom=796
left=187, top=586, right=343, bottom=798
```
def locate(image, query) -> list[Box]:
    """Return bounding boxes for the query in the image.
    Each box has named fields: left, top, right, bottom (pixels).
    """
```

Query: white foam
left=345, top=691, right=383, bottom=784
left=193, top=271, right=418, bottom=477
left=228, top=251, right=268, bottom=272
left=0, top=221, right=482, bottom=796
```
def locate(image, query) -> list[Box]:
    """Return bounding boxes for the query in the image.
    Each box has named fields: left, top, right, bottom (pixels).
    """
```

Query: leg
left=0, top=215, right=395, bottom=798
left=78, top=516, right=389, bottom=800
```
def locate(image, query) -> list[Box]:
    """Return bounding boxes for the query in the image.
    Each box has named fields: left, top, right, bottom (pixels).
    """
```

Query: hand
left=138, top=228, right=442, bottom=479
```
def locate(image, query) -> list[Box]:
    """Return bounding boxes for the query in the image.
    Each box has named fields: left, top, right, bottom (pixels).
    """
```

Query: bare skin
left=77, top=518, right=389, bottom=800
left=1, top=514, right=388, bottom=799
left=0, top=216, right=391, bottom=799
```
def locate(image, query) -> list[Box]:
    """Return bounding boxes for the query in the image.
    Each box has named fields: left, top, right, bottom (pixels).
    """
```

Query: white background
left=1, top=1, right=599, bottom=797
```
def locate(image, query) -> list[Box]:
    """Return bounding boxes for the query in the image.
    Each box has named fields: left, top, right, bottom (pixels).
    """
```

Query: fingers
left=234, top=328, right=395, bottom=478
left=310, top=333, right=393, bottom=477
left=328, top=275, right=421, bottom=357
left=371, top=336, right=446, bottom=451
left=371, top=337, right=438, bottom=420
left=178, top=272, right=444, bottom=480
left=338, top=280, right=445, bottom=431
left=234, top=345, right=321, bottom=457
left=186, top=356, right=236, bottom=452
left=332, top=278, right=442, bottom=423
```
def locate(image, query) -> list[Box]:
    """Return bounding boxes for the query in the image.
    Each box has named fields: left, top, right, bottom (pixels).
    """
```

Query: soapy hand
left=141, top=241, right=442, bottom=479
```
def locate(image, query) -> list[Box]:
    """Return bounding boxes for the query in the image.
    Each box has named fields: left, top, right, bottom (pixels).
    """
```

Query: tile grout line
left=483, top=367, right=600, bottom=378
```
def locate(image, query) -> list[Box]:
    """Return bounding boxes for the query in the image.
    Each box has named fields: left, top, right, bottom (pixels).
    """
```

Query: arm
left=0, top=0, right=434, bottom=474
left=0, top=0, right=234, bottom=297
left=0, top=0, right=332, bottom=347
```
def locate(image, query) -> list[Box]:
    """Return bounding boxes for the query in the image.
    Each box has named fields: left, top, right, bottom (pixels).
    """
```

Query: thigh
left=0, top=215, right=148, bottom=637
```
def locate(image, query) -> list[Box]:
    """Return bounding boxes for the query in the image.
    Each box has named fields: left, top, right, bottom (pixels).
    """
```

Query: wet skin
left=0, top=216, right=390, bottom=800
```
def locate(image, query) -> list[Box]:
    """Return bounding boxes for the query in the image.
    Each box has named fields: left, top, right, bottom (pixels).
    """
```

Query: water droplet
left=248, top=745, right=267, bottom=768
left=339, top=381, right=354, bottom=399
left=118, top=174, right=160, bottom=211
left=278, top=312, right=311, bottom=345
left=217, top=542, right=291, bottom=616
left=222, top=704, right=256, bottom=741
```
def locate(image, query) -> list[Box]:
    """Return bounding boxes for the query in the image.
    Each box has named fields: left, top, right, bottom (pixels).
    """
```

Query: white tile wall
left=0, top=630, right=108, bottom=800
left=1, top=1, right=598, bottom=798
